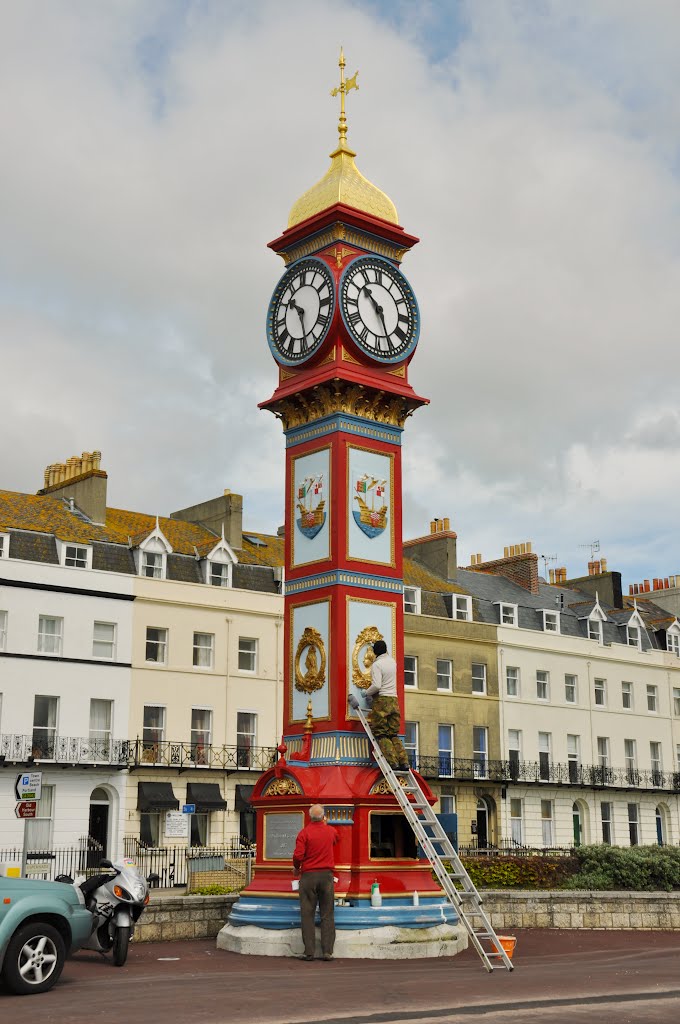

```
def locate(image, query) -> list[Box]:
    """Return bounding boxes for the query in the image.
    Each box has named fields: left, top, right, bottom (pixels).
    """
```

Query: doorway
left=572, top=803, right=582, bottom=847
left=476, top=798, right=490, bottom=849
left=88, top=787, right=110, bottom=860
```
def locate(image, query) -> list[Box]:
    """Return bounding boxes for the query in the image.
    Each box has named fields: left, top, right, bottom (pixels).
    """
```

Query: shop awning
left=234, top=785, right=255, bottom=812
left=186, top=782, right=228, bottom=812
left=137, top=781, right=179, bottom=812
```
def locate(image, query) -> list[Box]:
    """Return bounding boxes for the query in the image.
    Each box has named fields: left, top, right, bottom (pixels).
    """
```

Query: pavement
left=2, top=930, right=680, bottom=1024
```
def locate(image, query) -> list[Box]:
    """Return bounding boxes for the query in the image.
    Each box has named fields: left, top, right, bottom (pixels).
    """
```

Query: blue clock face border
left=266, top=256, right=336, bottom=367
left=339, top=254, right=420, bottom=365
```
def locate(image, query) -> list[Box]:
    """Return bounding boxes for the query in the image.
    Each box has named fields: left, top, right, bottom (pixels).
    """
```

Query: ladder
left=354, top=704, right=514, bottom=972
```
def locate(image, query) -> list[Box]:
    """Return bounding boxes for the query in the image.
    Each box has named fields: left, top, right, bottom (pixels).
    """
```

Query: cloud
left=1, top=0, right=679, bottom=584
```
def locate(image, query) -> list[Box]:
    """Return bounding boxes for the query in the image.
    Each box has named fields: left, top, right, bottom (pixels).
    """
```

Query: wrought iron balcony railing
left=0, top=734, right=277, bottom=772
left=413, top=754, right=680, bottom=792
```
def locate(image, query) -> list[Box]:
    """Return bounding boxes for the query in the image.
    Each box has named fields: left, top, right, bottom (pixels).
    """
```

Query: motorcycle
left=57, top=857, right=158, bottom=966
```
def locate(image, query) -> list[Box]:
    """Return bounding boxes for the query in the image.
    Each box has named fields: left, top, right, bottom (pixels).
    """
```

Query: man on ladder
left=363, top=640, right=410, bottom=770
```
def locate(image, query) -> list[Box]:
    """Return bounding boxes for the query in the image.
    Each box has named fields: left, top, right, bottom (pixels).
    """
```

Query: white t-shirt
left=366, top=653, right=398, bottom=698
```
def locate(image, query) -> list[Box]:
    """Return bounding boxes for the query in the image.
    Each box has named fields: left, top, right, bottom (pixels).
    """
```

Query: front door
left=476, top=799, right=489, bottom=848
left=572, top=804, right=582, bottom=846
left=88, top=802, right=109, bottom=858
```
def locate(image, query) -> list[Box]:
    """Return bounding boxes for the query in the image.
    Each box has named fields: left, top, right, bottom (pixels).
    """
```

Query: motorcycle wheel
left=112, top=926, right=130, bottom=967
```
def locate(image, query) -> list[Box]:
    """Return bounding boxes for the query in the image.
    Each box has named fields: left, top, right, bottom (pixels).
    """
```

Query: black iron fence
left=414, top=754, right=680, bottom=792
left=458, top=839, right=575, bottom=858
left=122, top=837, right=254, bottom=889
left=0, top=838, right=104, bottom=879
left=0, top=734, right=277, bottom=772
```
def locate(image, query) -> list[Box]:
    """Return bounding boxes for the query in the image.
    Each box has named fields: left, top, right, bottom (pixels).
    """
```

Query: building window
left=627, top=803, right=640, bottom=846
left=622, top=681, right=633, bottom=710
left=540, top=800, right=554, bottom=847
left=668, top=631, right=680, bottom=656
left=646, top=685, right=658, bottom=713
left=190, top=813, right=210, bottom=847
left=142, top=705, right=165, bottom=762
left=404, top=655, right=418, bottom=689
left=536, top=670, right=549, bottom=701
left=0, top=533, right=8, bottom=558
left=403, top=587, right=420, bottom=614
left=38, top=616, right=63, bottom=655
left=404, top=721, right=419, bottom=769
left=506, top=666, right=520, bottom=698
left=63, top=544, right=89, bottom=568
left=499, top=603, right=517, bottom=626
left=436, top=659, right=452, bottom=692
left=145, top=627, right=168, bottom=664
left=191, top=708, right=212, bottom=765
left=32, top=695, right=58, bottom=759
left=624, top=739, right=637, bottom=783
left=440, top=795, right=456, bottom=816
left=564, top=674, right=577, bottom=703
left=438, top=724, right=454, bottom=777
left=538, top=732, right=551, bottom=782
left=542, top=610, right=560, bottom=633
left=588, top=617, right=603, bottom=643
left=650, top=741, right=663, bottom=785
left=89, top=699, right=113, bottom=760
left=141, top=551, right=163, bottom=579
left=238, top=637, right=258, bottom=673
left=594, top=678, right=607, bottom=707
left=453, top=596, right=471, bottom=621
left=601, top=802, right=613, bottom=844
left=92, top=621, right=116, bottom=660
left=471, top=663, right=486, bottom=695
left=140, top=813, right=161, bottom=847
left=508, top=729, right=521, bottom=779
left=472, top=726, right=488, bottom=778
left=567, top=734, right=580, bottom=783
left=193, top=632, right=214, bottom=669
left=673, top=688, right=680, bottom=717
left=209, top=562, right=230, bottom=587
left=25, top=785, right=54, bottom=851
left=510, top=798, right=524, bottom=846
left=0, top=610, right=6, bottom=651
left=597, top=736, right=610, bottom=768
left=237, top=712, right=257, bottom=767
left=627, top=623, right=641, bottom=649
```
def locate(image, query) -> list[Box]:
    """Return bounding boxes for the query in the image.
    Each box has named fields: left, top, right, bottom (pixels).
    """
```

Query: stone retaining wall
left=134, top=891, right=680, bottom=942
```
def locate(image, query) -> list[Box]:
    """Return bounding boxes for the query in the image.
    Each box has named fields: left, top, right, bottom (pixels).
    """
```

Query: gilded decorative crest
left=370, top=777, right=409, bottom=795
left=294, top=626, right=327, bottom=693
left=352, top=625, right=383, bottom=689
left=264, top=777, right=303, bottom=797
left=296, top=474, right=326, bottom=540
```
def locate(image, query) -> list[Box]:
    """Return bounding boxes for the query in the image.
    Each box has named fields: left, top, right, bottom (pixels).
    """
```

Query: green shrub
left=187, top=884, right=236, bottom=895
left=458, top=855, right=578, bottom=889
left=565, top=845, right=680, bottom=891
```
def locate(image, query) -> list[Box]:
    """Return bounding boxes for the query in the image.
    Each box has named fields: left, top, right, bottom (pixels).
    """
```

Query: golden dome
left=288, top=141, right=398, bottom=228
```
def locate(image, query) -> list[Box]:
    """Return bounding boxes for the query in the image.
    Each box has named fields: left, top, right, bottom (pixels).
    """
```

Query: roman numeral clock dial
left=339, top=256, right=420, bottom=363
left=267, top=258, right=335, bottom=365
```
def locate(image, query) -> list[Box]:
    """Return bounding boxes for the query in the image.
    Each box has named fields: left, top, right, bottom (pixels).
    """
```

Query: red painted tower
left=221, top=54, right=460, bottom=953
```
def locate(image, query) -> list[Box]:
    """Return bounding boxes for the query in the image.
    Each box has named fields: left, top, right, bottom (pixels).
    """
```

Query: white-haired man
left=293, top=804, right=339, bottom=961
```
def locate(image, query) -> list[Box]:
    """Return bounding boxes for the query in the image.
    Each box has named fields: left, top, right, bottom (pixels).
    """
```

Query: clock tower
left=219, top=53, right=463, bottom=959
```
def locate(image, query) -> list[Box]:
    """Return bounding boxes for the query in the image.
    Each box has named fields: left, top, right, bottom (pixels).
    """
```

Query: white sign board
left=15, top=772, right=42, bottom=801
left=164, top=811, right=189, bottom=839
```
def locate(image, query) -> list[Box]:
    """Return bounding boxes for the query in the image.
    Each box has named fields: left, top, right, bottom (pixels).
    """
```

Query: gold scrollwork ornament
left=264, top=777, right=302, bottom=797
left=352, top=625, right=383, bottom=689
left=294, top=626, right=327, bottom=693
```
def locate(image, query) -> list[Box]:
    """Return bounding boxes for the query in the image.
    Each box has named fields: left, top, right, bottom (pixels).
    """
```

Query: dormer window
left=497, top=603, right=517, bottom=627
left=452, top=596, right=471, bottom=621
left=210, top=562, right=230, bottom=587
left=588, top=618, right=603, bottom=643
left=0, top=533, right=9, bottom=558
left=203, top=532, right=238, bottom=588
left=666, top=623, right=680, bottom=656
left=627, top=623, right=641, bottom=650
left=404, top=587, right=421, bottom=614
left=142, top=551, right=163, bottom=578
left=58, top=540, right=92, bottom=569
left=542, top=610, right=560, bottom=633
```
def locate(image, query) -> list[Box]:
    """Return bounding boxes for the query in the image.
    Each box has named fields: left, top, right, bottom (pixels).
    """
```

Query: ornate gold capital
left=270, top=380, right=416, bottom=431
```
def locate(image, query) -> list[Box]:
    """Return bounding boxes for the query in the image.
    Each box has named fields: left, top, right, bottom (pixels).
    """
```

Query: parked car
left=0, top=876, right=93, bottom=995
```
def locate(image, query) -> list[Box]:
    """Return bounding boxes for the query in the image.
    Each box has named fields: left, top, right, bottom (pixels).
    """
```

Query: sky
left=1, top=0, right=679, bottom=588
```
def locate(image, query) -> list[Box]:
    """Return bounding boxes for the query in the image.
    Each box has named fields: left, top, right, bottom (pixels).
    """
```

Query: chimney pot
left=503, top=546, right=509, bottom=558
left=644, top=579, right=650, bottom=592
left=443, top=517, right=450, bottom=531
left=430, top=520, right=437, bottom=534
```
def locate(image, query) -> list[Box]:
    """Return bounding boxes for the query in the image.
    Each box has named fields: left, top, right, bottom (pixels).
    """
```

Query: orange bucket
left=492, top=935, right=517, bottom=959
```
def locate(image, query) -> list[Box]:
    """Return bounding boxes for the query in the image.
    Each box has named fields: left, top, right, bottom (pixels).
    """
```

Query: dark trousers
left=299, top=869, right=335, bottom=957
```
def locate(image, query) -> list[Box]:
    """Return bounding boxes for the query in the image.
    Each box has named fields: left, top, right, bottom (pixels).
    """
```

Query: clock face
left=339, top=256, right=419, bottom=362
left=267, top=258, right=335, bottom=365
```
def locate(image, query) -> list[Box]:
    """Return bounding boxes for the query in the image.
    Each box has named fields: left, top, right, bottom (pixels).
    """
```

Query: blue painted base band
left=228, top=895, right=458, bottom=930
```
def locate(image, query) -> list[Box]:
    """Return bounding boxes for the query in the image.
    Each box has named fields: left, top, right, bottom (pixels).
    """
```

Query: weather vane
left=330, top=47, right=358, bottom=148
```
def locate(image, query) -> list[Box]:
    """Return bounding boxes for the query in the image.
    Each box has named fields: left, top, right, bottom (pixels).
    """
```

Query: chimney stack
left=171, top=488, right=244, bottom=549
left=38, top=450, right=107, bottom=524
left=405, top=517, right=458, bottom=580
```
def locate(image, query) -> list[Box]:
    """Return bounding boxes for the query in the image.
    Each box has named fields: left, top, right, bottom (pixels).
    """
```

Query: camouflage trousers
left=369, top=695, right=410, bottom=770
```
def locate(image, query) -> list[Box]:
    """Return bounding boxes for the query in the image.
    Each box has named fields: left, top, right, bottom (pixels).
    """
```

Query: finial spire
left=330, top=46, right=358, bottom=150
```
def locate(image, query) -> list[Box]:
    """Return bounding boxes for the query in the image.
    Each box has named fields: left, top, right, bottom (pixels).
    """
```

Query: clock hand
left=364, top=287, right=387, bottom=337
left=289, top=298, right=306, bottom=336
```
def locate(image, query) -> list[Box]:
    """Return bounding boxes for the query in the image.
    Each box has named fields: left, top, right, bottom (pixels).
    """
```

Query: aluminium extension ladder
left=354, top=704, right=514, bottom=972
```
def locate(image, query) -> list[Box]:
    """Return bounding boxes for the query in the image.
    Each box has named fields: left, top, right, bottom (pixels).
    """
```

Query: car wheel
left=2, top=922, right=66, bottom=995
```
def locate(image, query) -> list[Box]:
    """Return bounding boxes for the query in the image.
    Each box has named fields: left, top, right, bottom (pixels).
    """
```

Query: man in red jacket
left=293, top=804, right=339, bottom=961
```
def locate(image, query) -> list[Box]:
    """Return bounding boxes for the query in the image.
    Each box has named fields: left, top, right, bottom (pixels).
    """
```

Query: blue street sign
left=182, top=803, right=196, bottom=814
